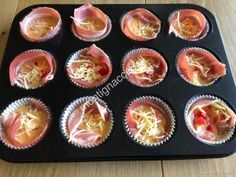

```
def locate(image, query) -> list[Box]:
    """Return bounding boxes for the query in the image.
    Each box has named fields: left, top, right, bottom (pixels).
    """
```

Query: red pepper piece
left=207, top=125, right=213, bottom=131
left=194, top=66, right=199, bottom=71
left=99, top=63, right=109, bottom=76
left=206, top=124, right=218, bottom=134
left=194, top=109, right=206, bottom=118
left=194, top=116, right=206, bottom=126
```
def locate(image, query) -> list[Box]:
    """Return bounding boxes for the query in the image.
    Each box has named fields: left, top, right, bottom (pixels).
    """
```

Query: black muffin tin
left=0, top=4, right=236, bottom=162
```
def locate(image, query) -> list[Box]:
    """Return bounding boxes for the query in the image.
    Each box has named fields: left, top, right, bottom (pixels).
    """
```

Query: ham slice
left=188, top=98, right=236, bottom=142
left=169, top=9, right=207, bottom=40
left=72, top=4, right=109, bottom=40
left=1, top=112, right=21, bottom=130
left=177, top=48, right=226, bottom=83
left=123, top=49, right=167, bottom=86
left=125, top=97, right=172, bottom=145
left=126, top=100, right=169, bottom=131
left=85, top=44, right=108, bottom=61
left=0, top=99, right=50, bottom=147
left=70, top=130, right=101, bottom=146
left=121, top=8, right=161, bottom=41
left=20, top=7, right=61, bottom=42
left=67, top=102, right=87, bottom=133
left=67, top=99, right=110, bottom=147
left=66, top=44, right=112, bottom=88
left=9, top=50, right=56, bottom=88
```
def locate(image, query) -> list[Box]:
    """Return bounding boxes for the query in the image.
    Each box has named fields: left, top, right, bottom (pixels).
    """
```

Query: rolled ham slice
left=67, top=99, right=112, bottom=147
left=123, top=48, right=167, bottom=87
left=125, top=96, right=173, bottom=146
left=177, top=48, right=226, bottom=85
left=187, top=96, right=236, bottom=142
left=0, top=98, right=50, bottom=148
left=9, top=50, right=56, bottom=89
left=72, top=4, right=110, bottom=41
left=20, top=7, right=61, bottom=42
left=169, top=9, right=208, bottom=40
left=66, top=44, right=112, bottom=88
left=71, top=130, right=101, bottom=146
left=121, top=8, right=161, bottom=41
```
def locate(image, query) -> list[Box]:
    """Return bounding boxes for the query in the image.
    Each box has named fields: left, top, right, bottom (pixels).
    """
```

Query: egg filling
left=128, top=104, right=169, bottom=144
left=27, top=16, right=58, bottom=39
left=189, top=100, right=236, bottom=141
left=15, top=56, right=51, bottom=89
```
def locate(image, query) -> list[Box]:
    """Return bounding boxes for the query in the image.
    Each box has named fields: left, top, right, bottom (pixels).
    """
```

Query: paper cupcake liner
left=0, top=97, right=51, bottom=150
left=176, top=47, right=220, bottom=87
left=185, top=95, right=236, bottom=145
left=71, top=15, right=112, bottom=42
left=168, top=9, right=209, bottom=41
left=60, top=96, right=114, bottom=148
left=20, top=8, right=62, bottom=43
left=122, top=48, right=167, bottom=88
left=13, top=49, right=57, bottom=90
left=120, top=11, right=161, bottom=41
left=65, top=47, right=112, bottom=89
left=124, top=96, right=175, bottom=147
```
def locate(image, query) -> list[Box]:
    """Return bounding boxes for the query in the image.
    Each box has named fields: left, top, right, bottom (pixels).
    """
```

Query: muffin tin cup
left=185, top=95, right=236, bottom=145
left=12, top=49, right=57, bottom=90
left=0, top=97, right=51, bottom=150
left=122, top=48, right=167, bottom=88
left=168, top=9, right=210, bottom=41
left=60, top=96, right=114, bottom=149
left=120, top=10, right=161, bottom=42
left=124, top=96, right=175, bottom=147
left=71, top=15, right=112, bottom=42
left=65, top=47, right=112, bottom=89
left=176, top=47, right=221, bottom=87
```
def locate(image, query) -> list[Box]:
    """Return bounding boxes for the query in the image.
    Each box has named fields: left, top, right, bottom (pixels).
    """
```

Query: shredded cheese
left=190, top=100, right=235, bottom=140
left=69, top=103, right=111, bottom=143
left=27, top=16, right=57, bottom=38
left=13, top=104, right=47, bottom=143
left=130, top=105, right=166, bottom=144
left=185, top=54, right=212, bottom=84
left=174, top=12, right=201, bottom=37
left=16, top=57, right=50, bottom=89
left=128, top=17, right=160, bottom=37
left=191, top=100, right=232, bottom=128
left=71, top=16, right=105, bottom=31
left=69, top=56, right=103, bottom=82
left=128, top=56, right=155, bottom=75
left=127, top=56, right=162, bottom=83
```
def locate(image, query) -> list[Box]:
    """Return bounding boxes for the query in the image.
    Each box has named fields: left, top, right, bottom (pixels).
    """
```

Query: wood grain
left=0, top=0, right=18, bottom=66
left=0, top=0, right=236, bottom=177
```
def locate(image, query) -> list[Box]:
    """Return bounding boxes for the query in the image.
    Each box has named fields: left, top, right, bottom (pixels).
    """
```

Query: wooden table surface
left=0, top=0, right=235, bottom=177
